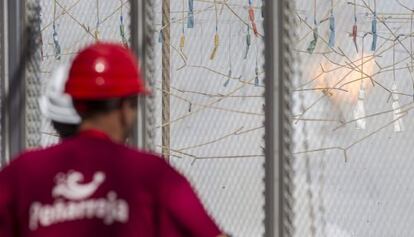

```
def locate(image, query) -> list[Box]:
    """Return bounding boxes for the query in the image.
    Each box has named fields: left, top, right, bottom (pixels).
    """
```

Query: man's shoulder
left=120, top=147, right=183, bottom=177
left=20, top=140, right=73, bottom=157
left=120, top=146, right=167, bottom=165
left=4, top=143, right=62, bottom=168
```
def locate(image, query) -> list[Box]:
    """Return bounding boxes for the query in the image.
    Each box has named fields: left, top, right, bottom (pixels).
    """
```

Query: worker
left=39, top=63, right=80, bottom=138
left=0, top=43, right=228, bottom=237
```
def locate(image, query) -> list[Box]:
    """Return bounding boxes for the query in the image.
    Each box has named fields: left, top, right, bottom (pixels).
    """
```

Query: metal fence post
left=130, top=0, right=156, bottom=152
left=6, top=0, right=26, bottom=160
left=129, top=0, right=144, bottom=148
left=264, top=0, right=295, bottom=236
left=0, top=0, right=5, bottom=164
left=263, top=0, right=277, bottom=234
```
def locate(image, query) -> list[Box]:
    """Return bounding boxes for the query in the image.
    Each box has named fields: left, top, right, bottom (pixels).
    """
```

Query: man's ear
left=119, top=99, right=136, bottom=124
left=119, top=100, right=130, bottom=126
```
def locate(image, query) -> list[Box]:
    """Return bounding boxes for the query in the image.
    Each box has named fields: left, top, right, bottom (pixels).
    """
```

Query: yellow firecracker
left=180, top=34, right=185, bottom=52
left=210, top=33, right=219, bottom=60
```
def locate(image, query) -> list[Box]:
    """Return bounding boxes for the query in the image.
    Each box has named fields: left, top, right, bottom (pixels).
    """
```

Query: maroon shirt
left=0, top=130, right=222, bottom=237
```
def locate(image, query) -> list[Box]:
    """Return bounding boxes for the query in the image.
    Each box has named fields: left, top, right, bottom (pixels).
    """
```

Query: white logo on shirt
left=52, top=171, right=105, bottom=200
left=29, top=170, right=129, bottom=231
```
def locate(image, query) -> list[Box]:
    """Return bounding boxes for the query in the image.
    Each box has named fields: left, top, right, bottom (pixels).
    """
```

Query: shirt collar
left=77, top=129, right=112, bottom=141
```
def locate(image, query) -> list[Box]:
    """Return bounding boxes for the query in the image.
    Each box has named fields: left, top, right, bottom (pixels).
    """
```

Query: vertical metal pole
left=264, top=0, right=295, bottom=236
left=6, top=0, right=26, bottom=160
left=130, top=0, right=157, bottom=152
left=264, top=0, right=278, bottom=235
left=0, top=0, right=5, bottom=165
left=129, top=0, right=144, bottom=148
left=161, top=0, right=171, bottom=161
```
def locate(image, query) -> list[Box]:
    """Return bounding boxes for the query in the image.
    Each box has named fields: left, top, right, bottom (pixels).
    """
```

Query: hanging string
left=224, top=73, right=231, bottom=87
left=210, top=0, right=219, bottom=60
left=371, top=0, right=377, bottom=51
left=244, top=25, right=251, bottom=59
left=224, top=24, right=232, bottom=87
left=354, top=34, right=366, bottom=129
left=307, top=0, right=318, bottom=54
left=411, top=13, right=414, bottom=70
left=180, top=30, right=186, bottom=57
left=393, top=40, right=397, bottom=90
left=391, top=39, right=404, bottom=132
left=158, top=29, right=163, bottom=43
left=187, top=0, right=194, bottom=28
left=255, top=60, right=259, bottom=86
left=248, top=0, right=258, bottom=37
left=410, top=13, right=414, bottom=102
left=328, top=0, right=335, bottom=48
left=180, top=0, right=187, bottom=58
left=254, top=38, right=259, bottom=86
left=411, top=14, right=413, bottom=72
left=352, top=0, right=358, bottom=53
left=261, top=0, right=264, bottom=18
left=52, top=24, right=61, bottom=60
left=119, top=0, right=128, bottom=46
left=95, top=0, right=100, bottom=41
left=52, top=0, right=61, bottom=60
left=210, top=29, right=219, bottom=60
left=39, top=33, right=44, bottom=61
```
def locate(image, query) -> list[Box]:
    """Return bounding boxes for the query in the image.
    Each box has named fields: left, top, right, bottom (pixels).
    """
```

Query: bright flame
left=314, top=56, right=375, bottom=104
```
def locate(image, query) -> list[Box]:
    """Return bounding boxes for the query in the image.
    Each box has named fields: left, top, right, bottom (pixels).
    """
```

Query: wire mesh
left=26, top=0, right=42, bottom=149
left=24, top=0, right=266, bottom=235
left=277, top=0, right=298, bottom=236
left=142, top=0, right=158, bottom=152
left=153, top=0, right=265, bottom=236
left=33, top=0, right=131, bottom=146
left=293, top=0, right=414, bottom=236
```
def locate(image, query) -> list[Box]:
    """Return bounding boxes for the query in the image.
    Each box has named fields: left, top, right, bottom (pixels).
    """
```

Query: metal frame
left=0, top=0, right=5, bottom=164
left=264, top=0, right=294, bottom=236
left=130, top=0, right=156, bottom=152
left=263, top=0, right=278, bottom=235
left=4, top=0, right=26, bottom=160
left=129, top=0, right=145, bottom=148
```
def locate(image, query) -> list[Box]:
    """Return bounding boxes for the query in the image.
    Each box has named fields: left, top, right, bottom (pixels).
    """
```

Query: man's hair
left=52, top=121, right=79, bottom=138
left=74, top=96, right=138, bottom=120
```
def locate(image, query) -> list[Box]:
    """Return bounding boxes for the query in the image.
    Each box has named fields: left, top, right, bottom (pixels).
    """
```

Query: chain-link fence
left=19, top=0, right=267, bottom=236
left=152, top=1, right=266, bottom=236
left=293, top=0, right=414, bottom=236
left=12, top=0, right=408, bottom=236
left=26, top=0, right=42, bottom=149
left=34, top=0, right=132, bottom=147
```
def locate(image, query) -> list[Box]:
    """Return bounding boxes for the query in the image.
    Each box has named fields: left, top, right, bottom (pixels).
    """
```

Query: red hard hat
left=65, top=42, right=148, bottom=100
